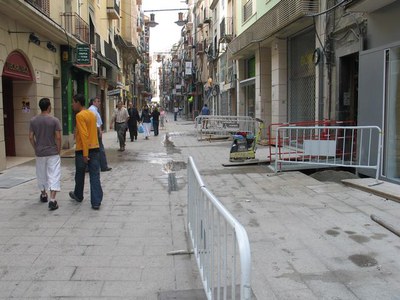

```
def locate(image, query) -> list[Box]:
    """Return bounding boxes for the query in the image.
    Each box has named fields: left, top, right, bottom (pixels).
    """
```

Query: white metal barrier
left=274, top=126, right=382, bottom=180
left=187, top=156, right=252, bottom=300
left=195, top=115, right=256, bottom=140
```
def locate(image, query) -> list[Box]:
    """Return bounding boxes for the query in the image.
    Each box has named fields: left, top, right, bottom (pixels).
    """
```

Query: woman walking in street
left=127, top=102, right=140, bottom=141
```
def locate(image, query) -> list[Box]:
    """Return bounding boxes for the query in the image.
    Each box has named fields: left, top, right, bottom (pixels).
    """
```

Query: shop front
left=1, top=51, right=35, bottom=162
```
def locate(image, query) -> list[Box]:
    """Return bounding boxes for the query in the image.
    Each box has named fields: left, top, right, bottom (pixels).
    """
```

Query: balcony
left=25, top=0, right=50, bottom=17
left=94, top=33, right=101, bottom=53
left=196, top=42, right=204, bottom=54
left=107, top=0, right=120, bottom=19
left=60, top=12, right=89, bottom=43
left=196, top=16, right=203, bottom=28
left=184, top=36, right=193, bottom=46
left=220, top=17, right=233, bottom=42
left=137, top=18, right=143, bottom=32
left=104, top=41, right=118, bottom=66
left=203, top=8, right=212, bottom=24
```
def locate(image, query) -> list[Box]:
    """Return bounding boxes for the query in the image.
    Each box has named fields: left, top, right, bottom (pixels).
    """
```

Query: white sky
left=142, top=0, right=186, bottom=54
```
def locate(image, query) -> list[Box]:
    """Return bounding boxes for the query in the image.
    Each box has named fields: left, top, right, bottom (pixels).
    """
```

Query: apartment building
left=0, top=0, right=144, bottom=171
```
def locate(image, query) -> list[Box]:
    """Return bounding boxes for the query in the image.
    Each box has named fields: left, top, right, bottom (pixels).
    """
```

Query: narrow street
left=0, top=116, right=400, bottom=298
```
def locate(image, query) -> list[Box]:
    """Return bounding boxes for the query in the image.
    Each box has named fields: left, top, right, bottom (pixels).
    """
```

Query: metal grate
left=221, top=91, right=229, bottom=115
left=288, top=29, right=315, bottom=122
left=25, top=0, right=50, bottom=16
left=230, top=0, right=318, bottom=55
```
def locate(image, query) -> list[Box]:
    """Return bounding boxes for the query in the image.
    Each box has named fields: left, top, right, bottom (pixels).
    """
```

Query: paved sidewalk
left=0, top=113, right=400, bottom=299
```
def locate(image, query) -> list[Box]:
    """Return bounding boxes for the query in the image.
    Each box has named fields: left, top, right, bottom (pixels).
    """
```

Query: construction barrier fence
left=195, top=115, right=256, bottom=140
left=274, top=125, right=382, bottom=180
left=187, top=156, right=252, bottom=300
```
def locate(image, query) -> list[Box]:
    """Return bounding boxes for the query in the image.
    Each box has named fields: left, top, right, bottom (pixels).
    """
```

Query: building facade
left=0, top=0, right=143, bottom=171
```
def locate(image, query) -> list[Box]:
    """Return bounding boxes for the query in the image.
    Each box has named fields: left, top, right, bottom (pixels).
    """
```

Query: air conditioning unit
left=92, top=58, right=98, bottom=74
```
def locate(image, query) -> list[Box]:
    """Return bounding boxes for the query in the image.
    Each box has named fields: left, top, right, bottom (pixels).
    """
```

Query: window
left=243, top=0, right=253, bottom=23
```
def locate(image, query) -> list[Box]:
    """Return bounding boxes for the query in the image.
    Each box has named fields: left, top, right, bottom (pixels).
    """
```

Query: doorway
left=339, top=53, right=359, bottom=122
left=2, top=78, right=15, bottom=156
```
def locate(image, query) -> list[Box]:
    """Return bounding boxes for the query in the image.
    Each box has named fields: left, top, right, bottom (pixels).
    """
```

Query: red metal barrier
left=267, top=120, right=356, bottom=161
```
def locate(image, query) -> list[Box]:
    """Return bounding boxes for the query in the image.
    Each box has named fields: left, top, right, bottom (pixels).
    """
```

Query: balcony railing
left=104, top=41, right=118, bottom=66
left=196, top=42, right=203, bottom=54
left=196, top=16, right=203, bottom=28
left=203, top=8, right=212, bottom=24
left=95, top=33, right=101, bottom=52
left=60, top=12, right=89, bottom=43
left=25, top=0, right=50, bottom=17
left=107, top=0, right=120, bottom=19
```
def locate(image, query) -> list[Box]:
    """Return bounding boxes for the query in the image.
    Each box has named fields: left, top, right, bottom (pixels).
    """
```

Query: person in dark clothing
left=151, top=106, right=161, bottom=136
left=140, top=105, right=152, bottom=139
left=127, top=102, right=140, bottom=141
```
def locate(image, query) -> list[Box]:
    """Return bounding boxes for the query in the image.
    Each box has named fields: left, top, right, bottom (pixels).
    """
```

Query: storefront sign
left=3, top=51, right=33, bottom=81
left=185, top=61, right=192, bottom=75
left=76, top=44, right=91, bottom=66
left=107, top=89, right=122, bottom=96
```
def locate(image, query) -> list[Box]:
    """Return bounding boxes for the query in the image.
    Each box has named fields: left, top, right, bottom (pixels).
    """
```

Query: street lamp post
left=143, top=8, right=189, bottom=28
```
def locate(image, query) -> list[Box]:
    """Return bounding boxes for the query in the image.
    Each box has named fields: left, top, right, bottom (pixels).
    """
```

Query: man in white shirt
left=89, top=97, right=112, bottom=171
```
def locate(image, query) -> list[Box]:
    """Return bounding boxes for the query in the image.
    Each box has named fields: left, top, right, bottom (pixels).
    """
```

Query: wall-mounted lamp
left=29, top=33, right=40, bottom=46
left=8, top=31, right=56, bottom=52
left=46, top=41, right=57, bottom=53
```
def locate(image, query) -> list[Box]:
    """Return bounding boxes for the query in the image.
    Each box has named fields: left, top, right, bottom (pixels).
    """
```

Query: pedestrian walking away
left=201, top=103, right=210, bottom=129
left=70, top=93, right=103, bottom=210
left=89, top=97, right=112, bottom=172
left=174, top=105, right=179, bottom=121
left=160, top=107, right=166, bottom=129
left=110, top=100, right=129, bottom=151
left=127, top=101, right=140, bottom=141
left=151, top=106, right=160, bottom=136
left=141, top=104, right=152, bottom=139
left=29, top=97, right=62, bottom=211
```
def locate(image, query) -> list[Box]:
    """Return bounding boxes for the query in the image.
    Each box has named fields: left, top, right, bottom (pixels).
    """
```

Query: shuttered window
left=243, top=0, right=253, bottom=23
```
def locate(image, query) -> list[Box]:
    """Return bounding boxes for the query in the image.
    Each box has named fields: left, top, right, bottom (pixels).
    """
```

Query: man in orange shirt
left=69, top=94, right=103, bottom=210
